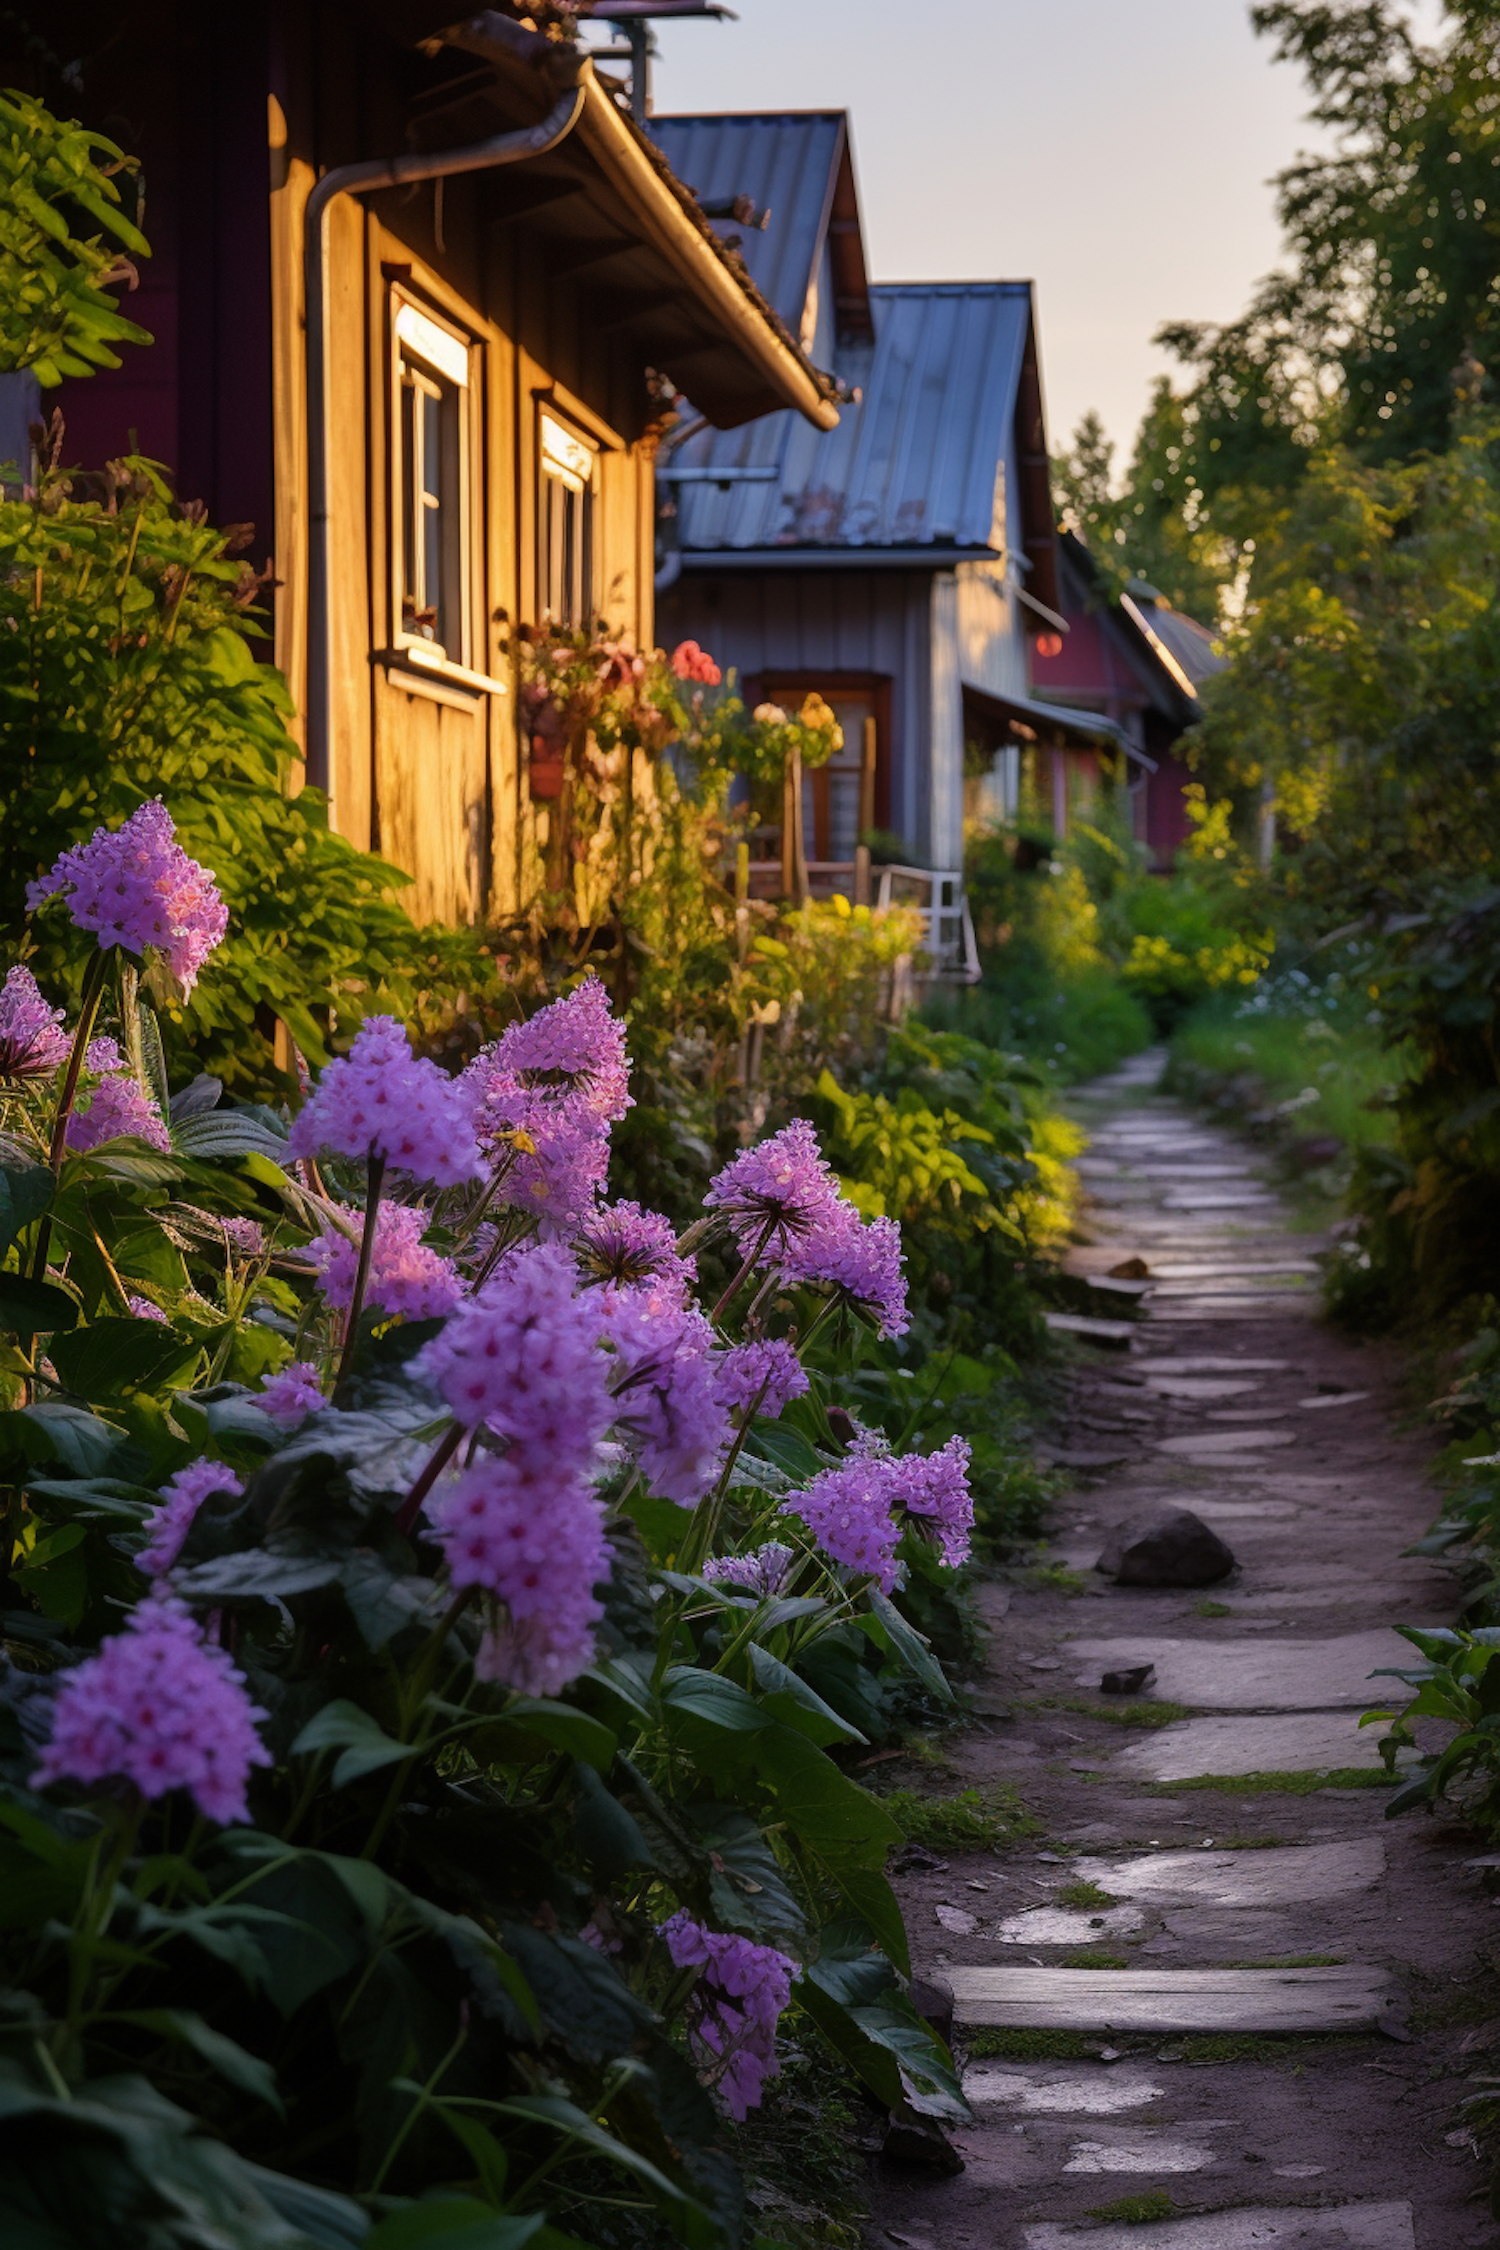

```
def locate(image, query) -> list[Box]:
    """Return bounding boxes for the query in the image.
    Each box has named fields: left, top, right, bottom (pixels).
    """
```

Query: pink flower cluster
left=33, top=1599, right=271, bottom=1824
left=706, top=1119, right=842, bottom=1257
left=28, top=801, right=228, bottom=991
left=783, top=1206, right=908, bottom=1338
left=669, top=639, right=722, bottom=686
left=66, top=1074, right=172, bottom=1155
left=463, top=978, right=631, bottom=1230
left=575, top=1199, right=696, bottom=1309
left=660, top=1912, right=796, bottom=2119
left=419, top=1246, right=616, bottom=1694
left=417, top=1244, right=613, bottom=1466
left=289, top=1015, right=480, bottom=1188
left=781, top=1433, right=974, bottom=1589
left=604, top=1299, right=730, bottom=1505
left=702, top=1542, right=796, bottom=1598
left=137, top=1458, right=244, bottom=1579
left=258, top=1360, right=326, bottom=1428
left=309, top=1202, right=461, bottom=1323
left=714, top=1338, right=808, bottom=1419
left=0, top=965, right=68, bottom=1082
left=427, top=1455, right=613, bottom=1697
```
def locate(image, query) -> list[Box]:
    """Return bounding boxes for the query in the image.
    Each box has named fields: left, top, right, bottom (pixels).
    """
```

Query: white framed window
left=392, top=297, right=473, bottom=662
left=539, top=409, right=596, bottom=625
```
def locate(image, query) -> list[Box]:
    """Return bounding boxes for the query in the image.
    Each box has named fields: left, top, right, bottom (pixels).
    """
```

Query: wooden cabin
left=1032, top=531, right=1226, bottom=866
left=649, top=109, right=1126, bottom=973
left=9, top=4, right=835, bottom=925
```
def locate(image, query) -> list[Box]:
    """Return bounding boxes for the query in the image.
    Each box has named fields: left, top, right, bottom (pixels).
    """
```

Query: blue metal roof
left=648, top=112, right=845, bottom=338
left=662, top=282, right=1036, bottom=558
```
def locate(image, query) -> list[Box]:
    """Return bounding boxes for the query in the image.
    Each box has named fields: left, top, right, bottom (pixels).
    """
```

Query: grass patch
left=1167, top=992, right=1399, bottom=1159
left=1027, top=1562, right=1091, bottom=1596
left=1193, top=1599, right=1234, bottom=1618
left=1068, top=1951, right=1131, bottom=1968
left=1223, top=1953, right=1347, bottom=1969
left=966, top=2028, right=1095, bottom=2061
left=1149, top=1769, right=1394, bottom=1795
left=878, top=1783, right=1040, bottom=1852
left=1027, top=1694, right=1192, bottom=1730
left=1057, top=1878, right=1119, bottom=1910
left=1086, top=2191, right=1175, bottom=2225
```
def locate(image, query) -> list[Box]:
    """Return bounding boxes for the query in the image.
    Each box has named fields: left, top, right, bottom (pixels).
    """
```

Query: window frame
left=389, top=291, right=476, bottom=668
left=537, top=405, right=599, bottom=627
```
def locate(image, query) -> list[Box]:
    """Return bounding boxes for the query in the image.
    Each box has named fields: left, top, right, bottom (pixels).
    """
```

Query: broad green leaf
left=754, top=1723, right=901, bottom=1866
left=662, top=1667, right=770, bottom=1733
left=0, top=1274, right=78, bottom=1339
left=0, top=1161, right=52, bottom=1254
left=114, top=2008, right=283, bottom=2111
left=171, top=1549, right=342, bottom=1603
left=49, top=1316, right=195, bottom=1398
left=7, top=1400, right=123, bottom=1477
left=799, top=1923, right=967, bottom=2122
left=368, top=2197, right=541, bottom=2250
left=475, top=1698, right=617, bottom=1774
left=292, top=1700, right=414, bottom=1787
left=861, top=1587, right=954, bottom=1704
left=747, top=1644, right=867, bottom=1746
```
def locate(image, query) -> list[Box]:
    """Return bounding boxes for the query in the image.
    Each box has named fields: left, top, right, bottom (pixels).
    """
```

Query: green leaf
left=474, top=1698, right=618, bottom=1774
left=49, top=1316, right=195, bottom=1398
left=662, top=1667, right=771, bottom=1733
left=0, top=1161, right=52, bottom=1255
left=292, top=1699, right=414, bottom=1787
left=799, top=1921, right=967, bottom=2121
left=368, top=2198, right=541, bottom=2250
left=114, top=2008, right=283, bottom=2112
left=573, top=1763, right=655, bottom=1878
left=754, top=1723, right=901, bottom=1866
left=8, top=1401, right=123, bottom=1476
left=0, top=1274, right=78, bottom=1339
left=747, top=1645, right=867, bottom=1746
left=861, top=1588, right=954, bottom=1704
left=171, top=1549, right=342, bottom=1603
left=174, top=1112, right=293, bottom=1161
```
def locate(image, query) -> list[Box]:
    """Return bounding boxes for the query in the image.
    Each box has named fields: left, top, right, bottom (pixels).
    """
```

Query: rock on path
left=869, top=1053, right=1496, bottom=2250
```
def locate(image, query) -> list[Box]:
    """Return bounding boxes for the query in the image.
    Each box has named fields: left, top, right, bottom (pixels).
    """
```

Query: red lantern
left=1035, top=631, right=1064, bottom=660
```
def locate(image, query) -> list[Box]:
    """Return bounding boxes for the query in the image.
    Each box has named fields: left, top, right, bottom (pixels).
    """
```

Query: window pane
left=422, top=389, right=441, bottom=503
left=401, top=377, right=417, bottom=612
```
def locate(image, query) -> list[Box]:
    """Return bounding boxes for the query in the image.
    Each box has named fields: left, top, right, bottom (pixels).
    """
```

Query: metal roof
left=648, top=112, right=845, bottom=337
left=663, top=281, right=1035, bottom=558
left=1125, top=594, right=1226, bottom=690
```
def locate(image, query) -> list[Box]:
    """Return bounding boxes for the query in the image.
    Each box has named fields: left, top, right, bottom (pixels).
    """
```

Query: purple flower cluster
left=714, top=1338, right=808, bottom=1420
left=660, top=1912, right=797, bottom=2119
left=705, top=1119, right=842, bottom=1257
left=33, top=1600, right=270, bottom=1824
left=575, top=1199, right=695, bottom=1309
left=463, top=978, right=631, bottom=1230
left=289, top=1015, right=480, bottom=1188
left=426, top=1455, right=612, bottom=1696
left=605, top=1299, right=730, bottom=1505
left=702, top=1542, right=796, bottom=1598
left=0, top=965, right=69, bottom=1082
left=28, top=801, right=228, bottom=992
left=780, top=1449, right=905, bottom=1591
left=783, top=1206, right=908, bottom=1338
left=258, top=1360, right=326, bottom=1428
left=220, top=1216, right=267, bottom=1258
left=65, top=1074, right=172, bottom=1155
left=887, top=1434, right=974, bottom=1567
left=416, top=1244, right=612, bottom=1464
left=309, top=1202, right=461, bottom=1323
left=137, top=1458, right=244, bottom=1580
left=419, top=1246, right=616, bottom=1693
left=126, top=1294, right=168, bottom=1325
left=782, top=1432, right=974, bottom=1588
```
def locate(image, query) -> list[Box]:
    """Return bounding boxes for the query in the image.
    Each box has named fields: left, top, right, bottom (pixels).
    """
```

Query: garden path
left=870, top=1053, right=1498, bottom=2250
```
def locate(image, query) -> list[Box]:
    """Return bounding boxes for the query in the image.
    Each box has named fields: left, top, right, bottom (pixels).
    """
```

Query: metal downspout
left=303, top=84, right=585, bottom=805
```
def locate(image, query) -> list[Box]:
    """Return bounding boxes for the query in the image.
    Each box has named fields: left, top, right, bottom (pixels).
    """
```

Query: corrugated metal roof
left=648, top=112, right=844, bottom=337
left=664, top=282, right=1034, bottom=557
left=1135, top=599, right=1226, bottom=688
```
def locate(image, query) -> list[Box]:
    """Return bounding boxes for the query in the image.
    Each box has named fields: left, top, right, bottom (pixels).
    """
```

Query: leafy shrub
left=0, top=819, right=983, bottom=2243
left=0, top=89, right=151, bottom=385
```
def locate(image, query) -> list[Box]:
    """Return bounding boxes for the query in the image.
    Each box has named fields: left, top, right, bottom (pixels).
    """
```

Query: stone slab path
left=868, top=1053, right=1498, bottom=2249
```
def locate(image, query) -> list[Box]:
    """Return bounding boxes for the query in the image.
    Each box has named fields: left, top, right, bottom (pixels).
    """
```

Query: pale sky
left=647, top=0, right=1447, bottom=470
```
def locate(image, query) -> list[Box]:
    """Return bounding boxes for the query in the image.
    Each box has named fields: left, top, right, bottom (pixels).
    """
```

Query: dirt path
left=872, top=1052, right=1498, bottom=2249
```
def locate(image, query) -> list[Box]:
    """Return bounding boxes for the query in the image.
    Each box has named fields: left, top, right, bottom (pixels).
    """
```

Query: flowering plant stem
left=30, top=945, right=110, bottom=1282
left=334, top=1151, right=386, bottom=1395
left=394, top=1423, right=464, bottom=1540
left=710, top=1215, right=777, bottom=1326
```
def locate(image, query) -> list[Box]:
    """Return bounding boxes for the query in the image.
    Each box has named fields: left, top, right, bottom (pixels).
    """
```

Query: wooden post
left=860, top=713, right=877, bottom=840
left=853, top=842, right=871, bottom=907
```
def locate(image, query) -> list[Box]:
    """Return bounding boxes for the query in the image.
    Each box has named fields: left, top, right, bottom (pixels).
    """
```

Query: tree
left=0, top=88, right=150, bottom=385
left=1053, top=381, right=1240, bottom=620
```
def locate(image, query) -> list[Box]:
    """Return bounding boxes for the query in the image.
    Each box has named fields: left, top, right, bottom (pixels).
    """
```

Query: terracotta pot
left=529, top=747, right=566, bottom=800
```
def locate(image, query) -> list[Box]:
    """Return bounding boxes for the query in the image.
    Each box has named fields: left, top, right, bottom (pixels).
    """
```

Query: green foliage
left=1364, top=1626, right=1500, bottom=1822
left=1084, top=2191, right=1175, bottom=2224
left=872, top=1785, right=1037, bottom=1853
left=0, top=89, right=151, bottom=387
left=1056, top=1880, right=1117, bottom=1910
left=1168, top=970, right=1401, bottom=1165
left=1052, top=382, right=1237, bottom=619
left=0, top=448, right=505, bottom=1093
